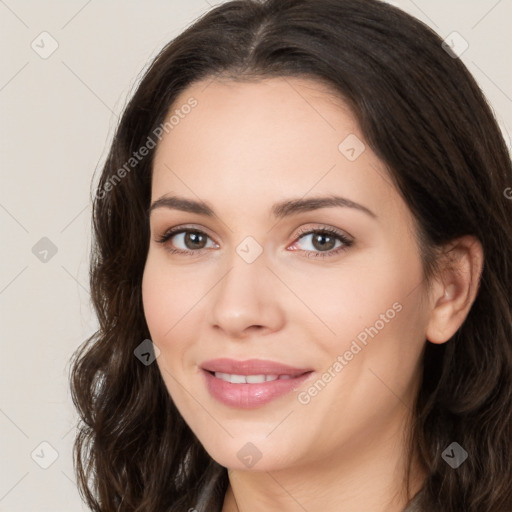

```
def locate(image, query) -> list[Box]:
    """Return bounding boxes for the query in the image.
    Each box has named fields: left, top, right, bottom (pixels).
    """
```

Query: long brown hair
left=69, top=0, right=512, bottom=510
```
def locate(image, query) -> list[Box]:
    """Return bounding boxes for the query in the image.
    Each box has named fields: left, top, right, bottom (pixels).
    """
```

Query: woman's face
left=142, top=77, right=431, bottom=472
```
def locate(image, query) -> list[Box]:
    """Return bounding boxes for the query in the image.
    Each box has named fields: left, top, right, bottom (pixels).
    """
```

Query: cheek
left=326, top=253, right=427, bottom=395
left=324, top=266, right=425, bottom=381
left=141, top=264, right=213, bottom=439
left=141, top=259, right=197, bottom=400
left=141, top=260, right=170, bottom=340
left=294, top=253, right=418, bottom=350
left=141, top=253, right=208, bottom=341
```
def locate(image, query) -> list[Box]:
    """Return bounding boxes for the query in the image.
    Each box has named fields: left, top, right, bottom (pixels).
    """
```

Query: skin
left=141, top=76, right=483, bottom=511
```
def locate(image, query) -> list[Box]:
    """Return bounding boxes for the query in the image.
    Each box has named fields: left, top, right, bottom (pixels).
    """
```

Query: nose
left=208, top=253, right=285, bottom=339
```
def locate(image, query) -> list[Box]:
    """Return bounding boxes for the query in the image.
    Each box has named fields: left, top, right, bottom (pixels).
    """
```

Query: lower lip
left=202, top=369, right=314, bottom=409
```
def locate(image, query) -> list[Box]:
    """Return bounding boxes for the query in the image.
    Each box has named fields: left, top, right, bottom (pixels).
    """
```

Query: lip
left=200, top=358, right=314, bottom=409
left=201, top=358, right=312, bottom=376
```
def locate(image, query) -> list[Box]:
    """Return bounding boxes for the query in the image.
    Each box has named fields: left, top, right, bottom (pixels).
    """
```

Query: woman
left=70, top=0, right=512, bottom=510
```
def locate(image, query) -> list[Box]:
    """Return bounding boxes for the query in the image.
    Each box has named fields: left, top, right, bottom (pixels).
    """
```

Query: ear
left=425, top=235, right=484, bottom=344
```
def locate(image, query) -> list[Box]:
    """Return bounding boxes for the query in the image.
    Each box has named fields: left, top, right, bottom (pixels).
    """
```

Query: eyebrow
left=148, top=194, right=377, bottom=219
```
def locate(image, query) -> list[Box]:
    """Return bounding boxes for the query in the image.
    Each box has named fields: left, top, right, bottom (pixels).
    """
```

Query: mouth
left=200, top=357, right=312, bottom=376
left=200, top=358, right=315, bottom=408
left=204, top=371, right=307, bottom=383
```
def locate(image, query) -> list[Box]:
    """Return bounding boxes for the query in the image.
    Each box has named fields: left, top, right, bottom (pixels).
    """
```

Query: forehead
left=160, top=76, right=350, bottom=145
left=150, top=76, right=403, bottom=223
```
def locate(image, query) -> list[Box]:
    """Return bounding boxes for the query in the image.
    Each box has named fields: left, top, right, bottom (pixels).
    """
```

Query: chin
left=199, top=435, right=300, bottom=473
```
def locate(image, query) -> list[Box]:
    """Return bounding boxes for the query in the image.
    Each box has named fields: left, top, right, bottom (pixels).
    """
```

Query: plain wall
left=1, top=0, right=510, bottom=510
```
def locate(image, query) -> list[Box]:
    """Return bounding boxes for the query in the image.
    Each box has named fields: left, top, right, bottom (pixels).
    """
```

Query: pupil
left=314, top=233, right=335, bottom=251
left=186, top=232, right=205, bottom=249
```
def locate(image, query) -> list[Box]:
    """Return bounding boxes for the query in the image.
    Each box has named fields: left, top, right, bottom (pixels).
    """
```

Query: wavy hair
left=69, top=0, right=512, bottom=510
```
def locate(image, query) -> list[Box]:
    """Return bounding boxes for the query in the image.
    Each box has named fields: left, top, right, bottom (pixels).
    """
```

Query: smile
left=200, top=358, right=314, bottom=408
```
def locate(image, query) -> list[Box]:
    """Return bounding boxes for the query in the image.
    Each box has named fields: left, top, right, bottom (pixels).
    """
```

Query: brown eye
left=311, top=232, right=338, bottom=251
left=156, top=228, right=218, bottom=255
left=291, top=227, right=353, bottom=258
left=182, top=231, right=208, bottom=250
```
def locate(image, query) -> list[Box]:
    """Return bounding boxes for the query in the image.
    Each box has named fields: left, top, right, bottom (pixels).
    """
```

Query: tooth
left=246, top=375, right=267, bottom=384
left=213, top=372, right=286, bottom=383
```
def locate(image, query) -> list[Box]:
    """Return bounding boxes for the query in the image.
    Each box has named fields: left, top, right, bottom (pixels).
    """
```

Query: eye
left=289, top=226, right=353, bottom=258
left=155, top=225, right=353, bottom=259
left=155, top=227, right=218, bottom=255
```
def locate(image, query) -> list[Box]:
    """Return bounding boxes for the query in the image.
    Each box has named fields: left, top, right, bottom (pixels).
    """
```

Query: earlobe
left=425, top=236, right=484, bottom=345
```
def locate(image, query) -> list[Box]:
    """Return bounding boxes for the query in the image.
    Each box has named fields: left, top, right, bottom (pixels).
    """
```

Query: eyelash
left=155, top=225, right=353, bottom=259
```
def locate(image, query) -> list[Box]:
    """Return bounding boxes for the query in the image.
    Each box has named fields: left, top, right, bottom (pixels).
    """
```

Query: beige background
left=1, top=0, right=511, bottom=510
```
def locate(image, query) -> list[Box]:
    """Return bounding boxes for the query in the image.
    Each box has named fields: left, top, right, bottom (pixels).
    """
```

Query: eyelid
left=155, top=223, right=353, bottom=257
left=293, top=224, right=353, bottom=242
left=155, top=224, right=218, bottom=244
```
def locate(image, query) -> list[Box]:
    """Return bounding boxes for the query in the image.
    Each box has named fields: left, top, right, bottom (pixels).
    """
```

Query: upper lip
left=200, top=358, right=313, bottom=376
